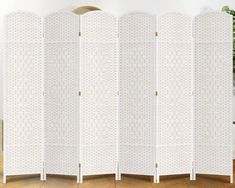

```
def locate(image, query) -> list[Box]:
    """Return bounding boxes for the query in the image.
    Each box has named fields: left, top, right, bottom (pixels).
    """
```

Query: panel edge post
left=3, top=175, right=6, bottom=183
left=115, top=162, right=121, bottom=180
left=79, top=163, right=83, bottom=183
left=230, top=175, right=233, bottom=184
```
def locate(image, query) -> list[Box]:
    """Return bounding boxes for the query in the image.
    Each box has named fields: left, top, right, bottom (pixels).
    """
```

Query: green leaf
left=223, top=6, right=235, bottom=73
left=222, top=6, right=230, bottom=11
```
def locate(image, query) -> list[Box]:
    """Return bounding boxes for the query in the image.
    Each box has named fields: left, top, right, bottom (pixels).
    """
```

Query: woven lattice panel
left=194, top=12, right=233, bottom=176
left=119, top=12, right=156, bottom=176
left=80, top=11, right=118, bottom=176
left=44, top=12, right=80, bottom=176
left=4, top=12, right=43, bottom=175
left=158, top=13, right=193, bottom=175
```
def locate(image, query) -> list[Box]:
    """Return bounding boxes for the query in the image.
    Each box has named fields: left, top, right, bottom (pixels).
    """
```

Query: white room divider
left=44, top=12, right=80, bottom=180
left=4, top=10, right=233, bottom=184
left=119, top=12, right=156, bottom=180
left=157, top=13, right=193, bottom=181
left=80, top=11, right=118, bottom=182
left=4, top=12, right=44, bottom=182
left=194, top=12, right=233, bottom=182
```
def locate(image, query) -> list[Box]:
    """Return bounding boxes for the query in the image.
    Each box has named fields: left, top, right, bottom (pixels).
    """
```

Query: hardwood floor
left=0, top=155, right=235, bottom=188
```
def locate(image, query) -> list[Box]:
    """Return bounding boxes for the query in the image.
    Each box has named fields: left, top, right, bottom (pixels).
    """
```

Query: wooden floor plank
left=0, top=155, right=234, bottom=188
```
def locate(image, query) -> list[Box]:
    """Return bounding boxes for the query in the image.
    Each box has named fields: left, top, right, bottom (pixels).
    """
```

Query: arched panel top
left=119, top=12, right=156, bottom=42
left=81, top=11, right=117, bottom=42
left=5, top=11, right=42, bottom=42
left=193, top=11, right=232, bottom=42
left=158, top=12, right=192, bottom=41
left=44, top=12, right=79, bottom=42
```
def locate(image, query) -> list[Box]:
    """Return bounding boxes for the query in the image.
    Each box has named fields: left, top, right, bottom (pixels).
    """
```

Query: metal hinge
left=78, top=91, right=81, bottom=96
left=155, top=163, right=158, bottom=168
left=155, top=32, right=158, bottom=37
left=78, top=32, right=81, bottom=37
left=78, top=163, right=81, bottom=168
left=155, top=91, right=158, bottom=96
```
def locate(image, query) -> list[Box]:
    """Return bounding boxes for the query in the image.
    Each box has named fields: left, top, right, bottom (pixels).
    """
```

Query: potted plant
left=222, top=6, right=235, bottom=89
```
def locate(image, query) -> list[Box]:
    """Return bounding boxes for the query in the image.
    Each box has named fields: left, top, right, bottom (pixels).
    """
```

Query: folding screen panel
left=119, top=12, right=156, bottom=178
left=194, top=12, right=233, bottom=182
left=44, top=12, right=80, bottom=179
left=80, top=11, right=118, bottom=181
left=157, top=13, right=193, bottom=180
left=4, top=10, right=233, bottom=184
left=4, top=12, right=43, bottom=182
